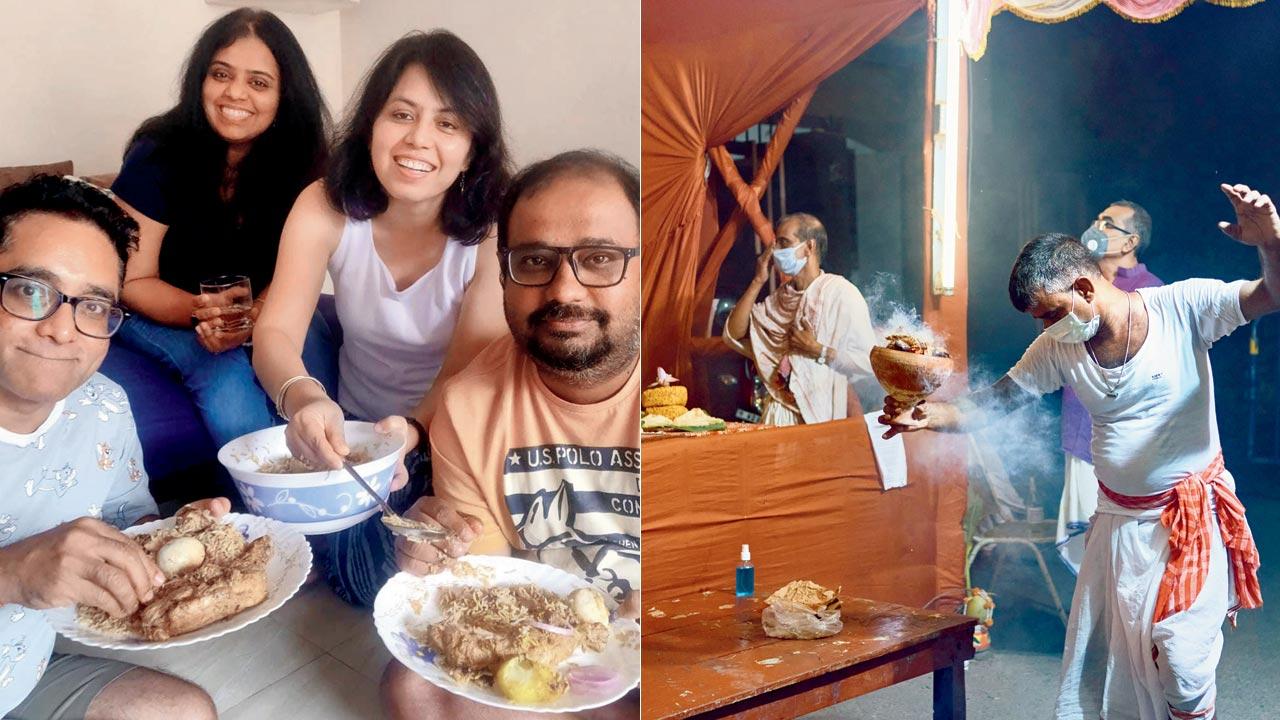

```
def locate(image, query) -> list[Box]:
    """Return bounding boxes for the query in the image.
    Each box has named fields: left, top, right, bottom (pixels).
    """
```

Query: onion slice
left=527, top=620, right=575, bottom=636
left=567, top=664, right=620, bottom=694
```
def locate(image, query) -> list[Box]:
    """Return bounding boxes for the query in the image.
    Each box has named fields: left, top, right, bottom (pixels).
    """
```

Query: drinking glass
left=199, top=275, right=253, bottom=333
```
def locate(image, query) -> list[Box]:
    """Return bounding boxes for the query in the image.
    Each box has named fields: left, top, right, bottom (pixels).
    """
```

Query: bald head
left=776, top=212, right=827, bottom=264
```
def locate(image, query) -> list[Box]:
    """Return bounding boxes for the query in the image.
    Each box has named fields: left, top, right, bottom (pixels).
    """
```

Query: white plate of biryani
left=45, top=510, right=311, bottom=650
left=373, top=556, right=640, bottom=712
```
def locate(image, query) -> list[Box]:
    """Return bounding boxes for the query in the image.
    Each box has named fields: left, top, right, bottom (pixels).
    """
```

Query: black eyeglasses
left=500, top=245, right=639, bottom=288
left=0, top=273, right=127, bottom=339
left=1094, top=219, right=1135, bottom=236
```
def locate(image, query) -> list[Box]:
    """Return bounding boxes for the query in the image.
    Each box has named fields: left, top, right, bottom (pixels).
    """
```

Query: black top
left=111, top=139, right=286, bottom=296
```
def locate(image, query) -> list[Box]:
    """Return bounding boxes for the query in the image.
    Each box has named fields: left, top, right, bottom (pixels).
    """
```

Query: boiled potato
left=493, top=657, right=567, bottom=704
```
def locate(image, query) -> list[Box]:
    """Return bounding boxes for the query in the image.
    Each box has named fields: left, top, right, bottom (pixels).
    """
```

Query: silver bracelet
left=275, top=375, right=325, bottom=421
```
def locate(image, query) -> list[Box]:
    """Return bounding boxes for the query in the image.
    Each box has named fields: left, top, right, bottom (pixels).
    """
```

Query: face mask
left=772, top=244, right=807, bottom=276
left=1080, top=223, right=1133, bottom=259
left=1043, top=292, right=1099, bottom=344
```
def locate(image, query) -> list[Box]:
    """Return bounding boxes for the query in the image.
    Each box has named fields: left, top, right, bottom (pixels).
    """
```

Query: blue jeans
left=116, top=311, right=339, bottom=450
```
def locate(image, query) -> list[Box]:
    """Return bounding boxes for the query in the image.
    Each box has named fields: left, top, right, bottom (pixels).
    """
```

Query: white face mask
left=772, top=244, right=808, bottom=276
left=1043, top=291, right=1100, bottom=344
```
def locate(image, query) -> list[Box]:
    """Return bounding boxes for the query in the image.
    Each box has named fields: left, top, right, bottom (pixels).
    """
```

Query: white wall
left=0, top=1, right=639, bottom=176
left=0, top=1, right=342, bottom=175
left=338, top=0, right=640, bottom=168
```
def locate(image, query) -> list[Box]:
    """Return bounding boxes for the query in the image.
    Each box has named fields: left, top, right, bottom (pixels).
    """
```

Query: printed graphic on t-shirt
left=504, top=444, right=640, bottom=601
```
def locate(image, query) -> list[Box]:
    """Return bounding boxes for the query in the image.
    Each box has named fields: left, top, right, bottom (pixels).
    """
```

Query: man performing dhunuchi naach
left=723, top=212, right=879, bottom=424
left=880, top=183, right=1275, bottom=720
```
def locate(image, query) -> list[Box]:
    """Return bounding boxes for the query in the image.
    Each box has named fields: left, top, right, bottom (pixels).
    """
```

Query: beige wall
left=0, top=1, right=638, bottom=176
left=338, top=0, right=639, bottom=168
left=0, top=1, right=342, bottom=175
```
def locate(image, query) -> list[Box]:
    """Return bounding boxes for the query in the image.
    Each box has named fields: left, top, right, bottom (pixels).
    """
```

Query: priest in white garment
left=879, top=183, right=1276, bottom=720
left=723, top=213, right=879, bottom=424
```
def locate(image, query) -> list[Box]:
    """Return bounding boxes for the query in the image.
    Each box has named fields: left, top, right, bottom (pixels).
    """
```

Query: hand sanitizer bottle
left=736, top=544, right=755, bottom=597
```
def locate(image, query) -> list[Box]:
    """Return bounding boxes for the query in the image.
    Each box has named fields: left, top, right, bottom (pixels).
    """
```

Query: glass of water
left=199, top=274, right=253, bottom=333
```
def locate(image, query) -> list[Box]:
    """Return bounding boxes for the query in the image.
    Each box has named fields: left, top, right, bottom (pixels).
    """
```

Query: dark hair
left=497, top=150, right=639, bottom=251
left=126, top=8, right=328, bottom=235
left=1008, top=233, right=1102, bottom=312
left=777, top=212, right=828, bottom=262
left=0, top=175, right=139, bottom=271
left=1109, top=199, right=1152, bottom=252
left=326, top=30, right=511, bottom=245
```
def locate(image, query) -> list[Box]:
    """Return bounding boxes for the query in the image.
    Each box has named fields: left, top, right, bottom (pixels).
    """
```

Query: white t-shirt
left=329, top=217, right=477, bottom=421
left=1007, top=278, right=1248, bottom=497
left=0, top=375, right=156, bottom=715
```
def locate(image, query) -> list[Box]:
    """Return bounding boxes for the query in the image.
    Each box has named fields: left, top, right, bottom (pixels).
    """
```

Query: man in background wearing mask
left=879, top=184, right=1275, bottom=720
left=723, top=212, right=878, bottom=424
left=1058, top=200, right=1164, bottom=573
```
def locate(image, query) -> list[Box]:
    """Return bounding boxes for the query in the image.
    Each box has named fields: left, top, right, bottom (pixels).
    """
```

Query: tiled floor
left=53, top=582, right=391, bottom=719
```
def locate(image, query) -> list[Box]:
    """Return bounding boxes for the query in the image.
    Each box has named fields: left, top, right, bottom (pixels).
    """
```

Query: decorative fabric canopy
left=641, top=0, right=922, bottom=385
left=961, top=0, right=1264, bottom=60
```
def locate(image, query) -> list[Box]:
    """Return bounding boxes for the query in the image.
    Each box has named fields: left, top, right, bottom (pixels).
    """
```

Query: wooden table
left=642, top=589, right=976, bottom=720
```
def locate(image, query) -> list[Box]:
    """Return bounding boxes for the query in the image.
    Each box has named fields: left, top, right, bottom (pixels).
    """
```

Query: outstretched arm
left=878, top=374, right=1037, bottom=439
left=1218, top=184, right=1280, bottom=321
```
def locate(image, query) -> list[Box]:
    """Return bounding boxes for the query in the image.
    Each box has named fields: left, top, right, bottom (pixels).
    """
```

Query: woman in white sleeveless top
left=251, top=32, right=510, bottom=604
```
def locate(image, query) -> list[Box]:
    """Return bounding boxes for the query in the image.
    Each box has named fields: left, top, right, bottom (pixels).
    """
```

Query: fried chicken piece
left=136, top=536, right=271, bottom=641
left=79, top=525, right=272, bottom=642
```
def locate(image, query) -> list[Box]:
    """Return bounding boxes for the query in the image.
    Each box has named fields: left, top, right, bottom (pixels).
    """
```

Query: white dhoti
left=760, top=395, right=802, bottom=426
left=1057, top=453, right=1100, bottom=575
left=1054, top=488, right=1237, bottom=720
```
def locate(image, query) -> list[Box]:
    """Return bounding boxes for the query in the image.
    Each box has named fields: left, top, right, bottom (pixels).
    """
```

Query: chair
left=964, top=433, right=1069, bottom=626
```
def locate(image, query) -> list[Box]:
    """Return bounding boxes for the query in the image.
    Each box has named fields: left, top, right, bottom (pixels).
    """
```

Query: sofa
left=2, top=161, right=340, bottom=503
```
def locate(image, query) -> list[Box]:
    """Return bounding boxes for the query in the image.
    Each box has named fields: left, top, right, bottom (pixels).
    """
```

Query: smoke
left=860, top=272, right=949, bottom=355
left=859, top=272, right=1062, bottom=513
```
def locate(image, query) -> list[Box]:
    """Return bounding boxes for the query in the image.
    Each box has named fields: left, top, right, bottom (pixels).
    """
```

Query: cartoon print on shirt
left=23, top=464, right=77, bottom=497
left=0, top=636, right=27, bottom=689
left=79, top=383, right=128, bottom=423
left=128, top=458, right=142, bottom=483
left=96, top=442, right=115, bottom=471
left=0, top=515, right=14, bottom=543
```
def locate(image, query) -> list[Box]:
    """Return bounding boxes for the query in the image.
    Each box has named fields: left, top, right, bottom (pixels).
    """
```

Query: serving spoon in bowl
left=341, top=461, right=449, bottom=543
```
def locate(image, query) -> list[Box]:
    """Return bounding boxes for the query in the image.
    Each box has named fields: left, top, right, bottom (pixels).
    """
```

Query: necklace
left=1085, top=291, right=1132, bottom=399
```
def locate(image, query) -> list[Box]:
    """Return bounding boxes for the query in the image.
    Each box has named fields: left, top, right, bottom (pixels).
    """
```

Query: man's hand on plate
left=181, top=497, right=232, bottom=518
left=0, top=518, right=165, bottom=618
left=393, top=497, right=484, bottom=576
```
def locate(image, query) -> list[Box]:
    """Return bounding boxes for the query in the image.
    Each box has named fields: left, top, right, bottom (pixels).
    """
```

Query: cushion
left=0, top=161, right=74, bottom=189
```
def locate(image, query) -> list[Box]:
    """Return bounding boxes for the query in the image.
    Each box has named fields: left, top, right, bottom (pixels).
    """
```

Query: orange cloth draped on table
left=641, top=0, right=922, bottom=384
left=642, top=419, right=969, bottom=607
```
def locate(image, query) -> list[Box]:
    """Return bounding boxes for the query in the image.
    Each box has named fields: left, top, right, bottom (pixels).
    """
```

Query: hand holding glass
left=199, top=275, right=253, bottom=333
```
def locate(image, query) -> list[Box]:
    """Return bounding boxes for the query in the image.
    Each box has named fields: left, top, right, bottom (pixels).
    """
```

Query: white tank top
left=329, top=216, right=476, bottom=420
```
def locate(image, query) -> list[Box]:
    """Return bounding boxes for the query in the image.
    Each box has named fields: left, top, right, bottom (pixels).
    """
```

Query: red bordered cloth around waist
left=1099, top=452, right=1262, bottom=624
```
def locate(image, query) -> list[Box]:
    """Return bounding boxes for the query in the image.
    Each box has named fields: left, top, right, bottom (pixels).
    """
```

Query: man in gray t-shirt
left=0, top=176, right=218, bottom=719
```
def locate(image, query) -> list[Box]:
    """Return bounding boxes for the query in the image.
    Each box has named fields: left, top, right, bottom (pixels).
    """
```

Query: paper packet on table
left=761, top=580, right=843, bottom=639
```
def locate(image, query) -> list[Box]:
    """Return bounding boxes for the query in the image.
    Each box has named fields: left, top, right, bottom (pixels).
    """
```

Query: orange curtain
left=641, top=0, right=923, bottom=383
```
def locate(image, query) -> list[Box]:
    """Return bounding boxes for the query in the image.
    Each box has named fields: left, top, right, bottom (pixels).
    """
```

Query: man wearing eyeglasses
left=1058, top=201, right=1164, bottom=574
left=379, top=151, right=640, bottom=719
left=0, top=176, right=216, bottom=719
left=722, top=212, right=878, bottom=425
